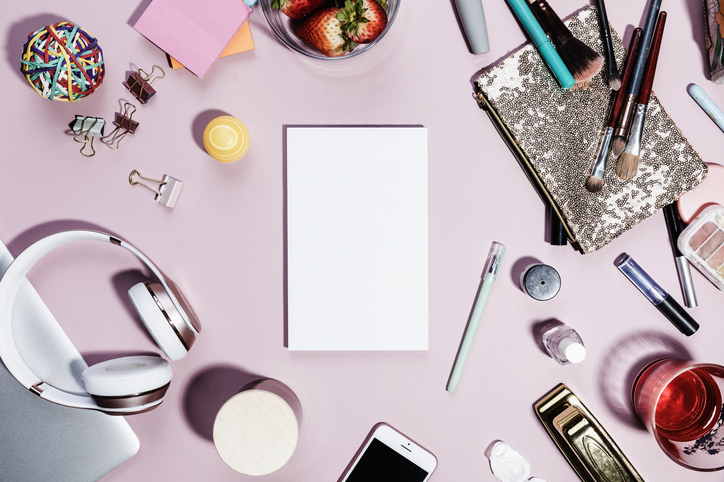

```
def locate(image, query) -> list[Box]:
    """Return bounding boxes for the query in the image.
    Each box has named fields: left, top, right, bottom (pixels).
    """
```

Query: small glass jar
left=542, top=324, right=586, bottom=365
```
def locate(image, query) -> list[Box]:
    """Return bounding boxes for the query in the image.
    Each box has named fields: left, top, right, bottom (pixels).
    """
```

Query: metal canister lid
left=520, top=264, right=561, bottom=301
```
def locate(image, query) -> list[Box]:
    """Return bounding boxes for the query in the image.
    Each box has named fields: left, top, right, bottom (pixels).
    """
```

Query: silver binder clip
left=129, top=170, right=183, bottom=208
left=103, top=103, right=138, bottom=150
left=71, top=115, right=105, bottom=157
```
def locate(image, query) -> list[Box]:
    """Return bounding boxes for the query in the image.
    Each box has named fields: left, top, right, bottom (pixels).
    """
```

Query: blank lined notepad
left=285, top=126, right=428, bottom=351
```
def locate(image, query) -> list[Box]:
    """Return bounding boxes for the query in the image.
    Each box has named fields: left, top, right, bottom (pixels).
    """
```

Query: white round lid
left=561, top=338, right=586, bottom=364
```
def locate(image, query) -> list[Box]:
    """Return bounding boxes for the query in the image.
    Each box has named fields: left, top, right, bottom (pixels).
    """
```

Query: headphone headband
left=0, top=230, right=200, bottom=412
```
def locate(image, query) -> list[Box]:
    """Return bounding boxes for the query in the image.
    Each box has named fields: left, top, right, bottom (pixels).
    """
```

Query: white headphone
left=0, top=230, right=201, bottom=414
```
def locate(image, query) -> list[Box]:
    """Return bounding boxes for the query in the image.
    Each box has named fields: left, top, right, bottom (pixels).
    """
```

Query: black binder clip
left=103, top=103, right=138, bottom=149
left=129, top=170, right=183, bottom=208
left=71, top=115, right=105, bottom=157
left=123, top=65, right=165, bottom=104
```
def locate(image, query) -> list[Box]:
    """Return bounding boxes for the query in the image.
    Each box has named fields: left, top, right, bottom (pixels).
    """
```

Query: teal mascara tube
left=505, top=0, right=575, bottom=89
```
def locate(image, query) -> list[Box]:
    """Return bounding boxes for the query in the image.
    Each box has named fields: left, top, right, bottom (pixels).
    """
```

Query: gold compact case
left=534, top=383, right=644, bottom=482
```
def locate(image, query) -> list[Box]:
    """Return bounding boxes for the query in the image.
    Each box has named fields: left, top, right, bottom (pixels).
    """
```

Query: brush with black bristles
left=594, top=0, right=621, bottom=90
left=527, top=0, right=604, bottom=84
left=611, top=0, right=663, bottom=156
left=616, top=11, right=667, bottom=181
left=586, top=29, right=642, bottom=193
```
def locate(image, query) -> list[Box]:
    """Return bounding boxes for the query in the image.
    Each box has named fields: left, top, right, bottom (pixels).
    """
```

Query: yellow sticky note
left=168, top=21, right=254, bottom=70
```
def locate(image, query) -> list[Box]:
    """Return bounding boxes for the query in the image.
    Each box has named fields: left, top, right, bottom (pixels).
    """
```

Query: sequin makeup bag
left=474, top=6, right=707, bottom=254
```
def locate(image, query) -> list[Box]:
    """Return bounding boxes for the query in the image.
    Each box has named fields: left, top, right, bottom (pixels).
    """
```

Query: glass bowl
left=260, top=0, right=400, bottom=60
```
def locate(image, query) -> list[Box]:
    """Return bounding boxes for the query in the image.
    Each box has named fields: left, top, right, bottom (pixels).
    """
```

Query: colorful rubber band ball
left=21, top=21, right=105, bottom=102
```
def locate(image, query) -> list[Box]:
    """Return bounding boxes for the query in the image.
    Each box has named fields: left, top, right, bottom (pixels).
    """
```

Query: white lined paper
left=286, top=127, right=428, bottom=351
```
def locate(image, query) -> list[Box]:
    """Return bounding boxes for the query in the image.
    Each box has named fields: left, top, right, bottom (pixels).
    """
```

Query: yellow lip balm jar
left=203, top=116, right=250, bottom=163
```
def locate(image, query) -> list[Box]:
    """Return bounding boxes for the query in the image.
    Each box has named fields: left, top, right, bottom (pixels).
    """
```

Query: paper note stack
left=133, top=0, right=253, bottom=77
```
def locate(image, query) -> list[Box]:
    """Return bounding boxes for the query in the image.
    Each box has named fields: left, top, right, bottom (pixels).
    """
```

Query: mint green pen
left=447, top=242, right=506, bottom=394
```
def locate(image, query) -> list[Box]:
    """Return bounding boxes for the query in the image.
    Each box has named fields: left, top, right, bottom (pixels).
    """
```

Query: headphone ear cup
left=129, top=282, right=188, bottom=361
left=81, top=355, right=172, bottom=411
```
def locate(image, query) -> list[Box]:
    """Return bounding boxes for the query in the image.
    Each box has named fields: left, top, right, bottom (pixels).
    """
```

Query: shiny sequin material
left=475, top=7, right=707, bottom=254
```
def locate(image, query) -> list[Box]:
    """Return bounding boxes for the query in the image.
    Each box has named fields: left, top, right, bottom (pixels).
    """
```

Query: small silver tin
left=520, top=264, right=561, bottom=301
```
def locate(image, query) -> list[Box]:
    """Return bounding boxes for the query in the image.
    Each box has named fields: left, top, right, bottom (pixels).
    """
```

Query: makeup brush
left=611, top=0, right=663, bottom=156
left=506, top=0, right=575, bottom=89
left=594, top=0, right=621, bottom=90
left=616, top=11, right=667, bottom=181
left=527, top=0, right=603, bottom=83
left=586, top=29, right=642, bottom=193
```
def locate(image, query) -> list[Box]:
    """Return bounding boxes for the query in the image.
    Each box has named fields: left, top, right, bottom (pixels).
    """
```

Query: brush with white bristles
left=527, top=0, right=603, bottom=84
left=616, top=11, right=667, bottom=181
left=586, top=29, right=641, bottom=193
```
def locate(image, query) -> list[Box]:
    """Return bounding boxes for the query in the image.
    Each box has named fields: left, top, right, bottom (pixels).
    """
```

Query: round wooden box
left=212, top=379, right=302, bottom=476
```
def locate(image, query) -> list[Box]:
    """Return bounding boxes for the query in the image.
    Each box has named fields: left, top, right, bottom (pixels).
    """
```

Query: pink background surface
left=2, top=0, right=724, bottom=480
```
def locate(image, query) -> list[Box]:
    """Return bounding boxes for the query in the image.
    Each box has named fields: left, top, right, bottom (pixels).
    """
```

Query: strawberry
left=296, top=8, right=356, bottom=57
left=271, top=0, right=324, bottom=20
left=337, top=0, right=388, bottom=44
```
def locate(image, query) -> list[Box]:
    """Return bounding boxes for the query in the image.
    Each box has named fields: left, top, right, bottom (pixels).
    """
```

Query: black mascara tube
left=550, top=208, right=567, bottom=246
left=663, top=202, right=698, bottom=308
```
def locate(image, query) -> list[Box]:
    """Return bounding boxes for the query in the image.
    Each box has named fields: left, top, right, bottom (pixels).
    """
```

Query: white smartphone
left=338, top=423, right=437, bottom=482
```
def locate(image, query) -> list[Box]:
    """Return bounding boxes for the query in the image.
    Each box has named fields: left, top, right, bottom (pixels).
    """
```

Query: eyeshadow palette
left=678, top=205, right=724, bottom=290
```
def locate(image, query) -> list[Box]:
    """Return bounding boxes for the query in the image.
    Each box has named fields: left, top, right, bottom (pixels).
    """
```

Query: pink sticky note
left=133, top=0, right=251, bottom=78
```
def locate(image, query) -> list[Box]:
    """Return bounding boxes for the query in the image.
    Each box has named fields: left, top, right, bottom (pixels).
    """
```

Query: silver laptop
left=0, top=239, right=139, bottom=482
